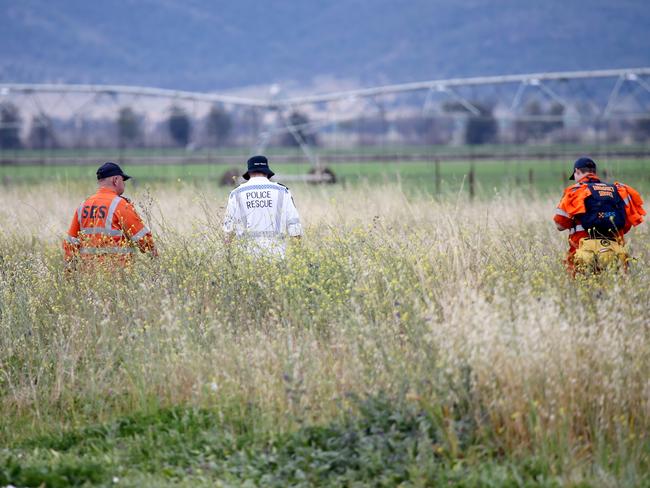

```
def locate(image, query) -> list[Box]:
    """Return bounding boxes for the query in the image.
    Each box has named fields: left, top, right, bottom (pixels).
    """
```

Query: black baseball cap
left=243, top=155, right=275, bottom=180
left=97, top=162, right=131, bottom=181
left=569, top=156, right=596, bottom=180
left=569, top=157, right=597, bottom=180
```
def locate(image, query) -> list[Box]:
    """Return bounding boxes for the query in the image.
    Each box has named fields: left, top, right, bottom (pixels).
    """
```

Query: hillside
left=1, top=0, right=649, bottom=92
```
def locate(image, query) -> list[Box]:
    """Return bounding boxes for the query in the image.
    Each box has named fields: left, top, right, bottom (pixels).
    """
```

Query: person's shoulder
left=613, top=181, right=631, bottom=190
left=115, top=195, right=138, bottom=209
left=229, top=182, right=248, bottom=198
left=255, top=179, right=287, bottom=192
left=613, top=181, right=644, bottom=198
left=562, top=182, right=583, bottom=194
left=232, top=180, right=288, bottom=194
left=117, top=195, right=139, bottom=212
left=83, top=189, right=104, bottom=201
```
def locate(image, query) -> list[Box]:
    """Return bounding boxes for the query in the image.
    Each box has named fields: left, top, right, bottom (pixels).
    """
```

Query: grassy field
left=0, top=181, right=648, bottom=486
left=2, top=142, right=650, bottom=159
left=1, top=157, right=649, bottom=196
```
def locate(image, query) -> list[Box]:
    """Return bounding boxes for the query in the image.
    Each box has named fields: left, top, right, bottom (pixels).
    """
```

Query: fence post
left=435, top=157, right=441, bottom=195
left=528, top=168, right=534, bottom=187
left=468, top=163, right=475, bottom=200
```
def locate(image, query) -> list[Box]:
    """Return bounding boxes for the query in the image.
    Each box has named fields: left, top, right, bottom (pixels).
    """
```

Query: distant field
left=1, top=157, right=649, bottom=196
left=2, top=142, right=650, bottom=159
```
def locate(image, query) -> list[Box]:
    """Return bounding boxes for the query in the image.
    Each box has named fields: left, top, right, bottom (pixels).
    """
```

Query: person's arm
left=63, top=207, right=81, bottom=262
left=616, top=182, right=646, bottom=230
left=285, top=190, right=302, bottom=239
left=555, top=221, right=568, bottom=231
left=116, top=199, right=157, bottom=256
left=222, top=192, right=239, bottom=245
left=553, top=205, right=573, bottom=231
left=553, top=186, right=586, bottom=232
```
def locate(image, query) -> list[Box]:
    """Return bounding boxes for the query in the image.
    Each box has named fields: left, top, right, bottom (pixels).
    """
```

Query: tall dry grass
left=0, top=181, right=648, bottom=480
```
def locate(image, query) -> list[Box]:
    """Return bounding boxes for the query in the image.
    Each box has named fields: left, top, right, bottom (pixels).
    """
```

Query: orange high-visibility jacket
left=554, top=175, right=646, bottom=252
left=63, top=188, right=155, bottom=261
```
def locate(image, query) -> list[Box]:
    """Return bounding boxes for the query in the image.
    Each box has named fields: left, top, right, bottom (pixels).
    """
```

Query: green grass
left=1, top=157, right=648, bottom=195
left=1, top=395, right=620, bottom=487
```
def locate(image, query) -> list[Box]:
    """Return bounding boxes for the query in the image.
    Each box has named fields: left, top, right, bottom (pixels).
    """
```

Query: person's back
left=554, top=157, right=645, bottom=272
left=64, top=162, right=156, bottom=267
left=223, top=156, right=302, bottom=258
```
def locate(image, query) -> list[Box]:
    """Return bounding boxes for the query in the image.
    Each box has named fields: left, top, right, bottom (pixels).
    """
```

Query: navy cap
left=97, top=162, right=131, bottom=181
left=243, top=155, right=275, bottom=180
left=569, top=157, right=597, bottom=180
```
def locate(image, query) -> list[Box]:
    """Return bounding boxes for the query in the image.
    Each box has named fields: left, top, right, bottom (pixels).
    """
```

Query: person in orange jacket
left=554, top=157, right=645, bottom=272
left=63, top=162, right=157, bottom=267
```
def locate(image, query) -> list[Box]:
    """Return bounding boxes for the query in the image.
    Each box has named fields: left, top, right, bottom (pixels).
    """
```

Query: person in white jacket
left=223, top=155, right=302, bottom=258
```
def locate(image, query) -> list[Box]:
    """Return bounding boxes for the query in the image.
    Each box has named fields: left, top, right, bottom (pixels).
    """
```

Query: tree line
left=1, top=100, right=650, bottom=150
left=0, top=103, right=234, bottom=150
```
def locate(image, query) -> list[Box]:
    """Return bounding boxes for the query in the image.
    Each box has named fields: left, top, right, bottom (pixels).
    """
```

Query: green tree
left=205, top=105, right=232, bottom=146
left=27, top=113, right=57, bottom=149
left=465, top=103, right=498, bottom=145
left=441, top=101, right=498, bottom=145
left=168, top=105, right=192, bottom=147
left=411, top=116, right=454, bottom=145
left=633, top=114, right=650, bottom=142
left=514, top=101, right=543, bottom=143
left=548, top=102, right=565, bottom=132
left=281, top=111, right=318, bottom=147
left=515, top=101, right=565, bottom=143
left=441, top=101, right=468, bottom=114
left=117, top=107, right=141, bottom=148
left=0, top=103, right=22, bottom=149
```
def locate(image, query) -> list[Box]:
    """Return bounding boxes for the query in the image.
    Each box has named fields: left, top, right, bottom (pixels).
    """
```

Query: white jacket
left=223, top=176, right=302, bottom=257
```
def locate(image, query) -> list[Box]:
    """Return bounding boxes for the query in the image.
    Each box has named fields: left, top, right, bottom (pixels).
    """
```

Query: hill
left=1, top=0, right=649, bottom=92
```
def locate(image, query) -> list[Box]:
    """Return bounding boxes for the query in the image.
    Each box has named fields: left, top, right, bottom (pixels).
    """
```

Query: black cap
left=243, top=155, right=275, bottom=180
left=97, top=162, right=131, bottom=181
left=569, top=157, right=597, bottom=180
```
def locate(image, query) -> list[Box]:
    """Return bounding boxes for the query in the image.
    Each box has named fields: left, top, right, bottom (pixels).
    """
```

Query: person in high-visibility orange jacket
left=63, top=162, right=157, bottom=266
left=554, top=157, right=645, bottom=271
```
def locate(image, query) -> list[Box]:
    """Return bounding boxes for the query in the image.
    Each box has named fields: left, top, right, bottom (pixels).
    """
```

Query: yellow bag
left=574, top=238, right=628, bottom=272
